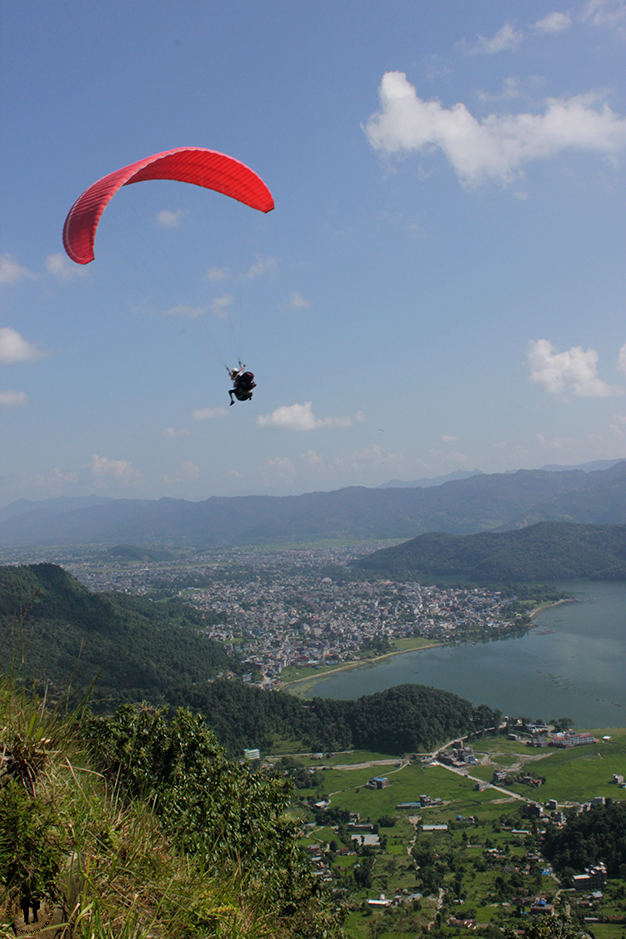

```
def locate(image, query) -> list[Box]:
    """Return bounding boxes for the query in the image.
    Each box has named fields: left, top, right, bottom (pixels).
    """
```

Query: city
left=0, top=542, right=538, bottom=688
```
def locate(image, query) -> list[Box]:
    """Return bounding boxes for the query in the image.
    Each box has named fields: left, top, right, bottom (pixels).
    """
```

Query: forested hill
left=0, top=563, right=240, bottom=707
left=176, top=679, right=501, bottom=755
left=2, top=461, right=626, bottom=546
left=0, top=564, right=500, bottom=755
left=357, top=521, right=626, bottom=581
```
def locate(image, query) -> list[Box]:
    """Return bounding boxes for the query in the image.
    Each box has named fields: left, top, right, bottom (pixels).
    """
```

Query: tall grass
left=0, top=675, right=279, bottom=938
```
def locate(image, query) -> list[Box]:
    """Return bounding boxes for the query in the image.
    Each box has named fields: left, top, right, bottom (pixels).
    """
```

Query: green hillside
left=0, top=563, right=240, bottom=709
left=357, top=521, right=626, bottom=581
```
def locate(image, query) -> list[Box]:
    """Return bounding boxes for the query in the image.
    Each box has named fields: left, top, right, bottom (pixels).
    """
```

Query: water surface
left=305, top=581, right=626, bottom=728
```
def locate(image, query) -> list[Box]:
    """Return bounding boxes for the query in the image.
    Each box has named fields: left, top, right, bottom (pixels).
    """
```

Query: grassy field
left=471, top=729, right=626, bottom=803
left=291, top=731, right=626, bottom=939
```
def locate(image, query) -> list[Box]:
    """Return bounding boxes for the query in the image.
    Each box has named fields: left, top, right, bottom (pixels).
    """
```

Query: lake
left=305, top=581, right=626, bottom=728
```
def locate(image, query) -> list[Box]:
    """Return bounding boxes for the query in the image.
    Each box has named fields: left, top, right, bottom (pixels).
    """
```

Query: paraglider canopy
left=63, top=147, right=274, bottom=265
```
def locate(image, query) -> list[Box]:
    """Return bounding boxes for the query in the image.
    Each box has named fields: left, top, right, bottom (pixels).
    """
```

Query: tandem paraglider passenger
left=229, top=364, right=256, bottom=405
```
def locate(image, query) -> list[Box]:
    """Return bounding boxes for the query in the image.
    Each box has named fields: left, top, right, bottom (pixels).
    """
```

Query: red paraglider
left=63, top=147, right=274, bottom=265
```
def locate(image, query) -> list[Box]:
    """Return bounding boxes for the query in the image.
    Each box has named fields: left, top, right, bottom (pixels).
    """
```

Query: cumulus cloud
left=264, top=456, right=296, bottom=478
left=161, top=427, right=190, bottom=438
left=46, top=253, right=87, bottom=282
left=192, top=406, right=227, bottom=420
left=156, top=209, right=184, bottom=228
left=257, top=402, right=365, bottom=432
left=205, top=266, right=229, bottom=282
left=333, top=444, right=405, bottom=471
left=210, top=294, right=233, bottom=318
left=526, top=339, right=624, bottom=397
left=245, top=256, right=278, bottom=280
left=364, top=72, right=626, bottom=186
left=0, top=254, right=35, bottom=284
left=536, top=433, right=579, bottom=449
left=535, top=11, right=572, bottom=32
left=0, top=390, right=29, bottom=407
left=90, top=454, right=142, bottom=485
left=470, top=22, right=524, bottom=54
left=284, top=291, right=310, bottom=310
left=167, top=304, right=205, bottom=319
left=161, top=460, right=200, bottom=483
left=0, top=328, right=49, bottom=364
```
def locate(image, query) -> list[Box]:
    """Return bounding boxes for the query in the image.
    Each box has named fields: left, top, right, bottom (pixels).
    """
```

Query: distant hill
left=378, top=470, right=484, bottom=488
left=539, top=458, right=623, bottom=473
left=2, top=462, right=626, bottom=547
left=0, top=494, right=113, bottom=524
left=357, top=521, right=626, bottom=581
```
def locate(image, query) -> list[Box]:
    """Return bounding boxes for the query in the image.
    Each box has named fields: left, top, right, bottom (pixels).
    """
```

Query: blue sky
left=1, top=0, right=626, bottom=504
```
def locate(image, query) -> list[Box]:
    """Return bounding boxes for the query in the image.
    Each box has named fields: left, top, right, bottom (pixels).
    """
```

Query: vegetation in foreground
left=0, top=677, right=341, bottom=938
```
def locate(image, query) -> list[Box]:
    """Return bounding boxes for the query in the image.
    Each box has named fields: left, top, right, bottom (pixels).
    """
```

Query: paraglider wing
left=63, top=147, right=274, bottom=265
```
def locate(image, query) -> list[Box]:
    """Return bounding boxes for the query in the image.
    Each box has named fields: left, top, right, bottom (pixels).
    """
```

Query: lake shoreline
left=291, top=580, right=626, bottom=727
left=282, top=595, right=572, bottom=699
left=280, top=640, right=444, bottom=698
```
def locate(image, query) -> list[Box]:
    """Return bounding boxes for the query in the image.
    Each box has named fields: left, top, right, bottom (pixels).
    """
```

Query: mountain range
left=2, top=461, right=626, bottom=547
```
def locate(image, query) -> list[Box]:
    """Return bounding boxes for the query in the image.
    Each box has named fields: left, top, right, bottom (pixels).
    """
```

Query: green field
left=290, top=731, right=626, bottom=939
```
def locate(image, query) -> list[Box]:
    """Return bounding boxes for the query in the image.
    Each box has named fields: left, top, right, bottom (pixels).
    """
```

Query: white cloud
left=156, top=209, right=184, bottom=228
left=428, top=448, right=471, bottom=465
left=192, top=406, right=227, bottom=420
left=161, top=427, right=190, bottom=438
left=257, top=402, right=365, bottom=432
left=536, top=433, right=579, bottom=449
left=470, top=22, right=524, bottom=54
left=617, top=343, right=626, bottom=374
left=0, top=254, right=35, bottom=284
left=284, top=291, right=310, bottom=310
left=365, top=72, right=626, bottom=186
left=0, top=390, right=29, bottom=407
left=205, top=266, right=229, bottom=282
left=181, top=460, right=199, bottom=479
left=333, top=444, right=404, bottom=471
left=526, top=339, right=624, bottom=397
left=265, top=457, right=296, bottom=477
left=306, top=449, right=323, bottom=465
left=210, top=294, right=233, bottom=318
left=167, top=304, right=205, bottom=319
left=46, top=252, right=87, bottom=282
left=90, top=454, right=142, bottom=485
left=535, top=11, right=572, bottom=32
left=581, top=0, right=626, bottom=25
left=161, top=460, right=200, bottom=483
left=245, top=256, right=278, bottom=280
left=0, top=328, right=49, bottom=364
left=441, top=435, right=457, bottom=442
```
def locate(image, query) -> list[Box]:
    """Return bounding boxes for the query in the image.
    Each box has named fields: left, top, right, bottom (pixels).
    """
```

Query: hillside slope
left=357, top=521, right=626, bottom=581
left=0, top=563, right=238, bottom=707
